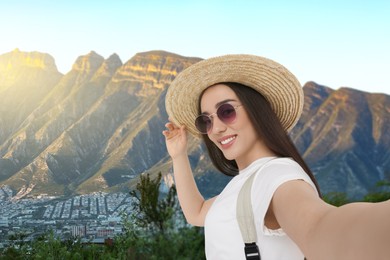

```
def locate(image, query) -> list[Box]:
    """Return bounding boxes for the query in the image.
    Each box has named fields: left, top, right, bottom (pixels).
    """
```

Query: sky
left=0, top=0, right=389, bottom=94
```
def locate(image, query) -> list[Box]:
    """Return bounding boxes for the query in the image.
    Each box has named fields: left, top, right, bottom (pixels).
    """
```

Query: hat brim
left=165, top=54, right=303, bottom=137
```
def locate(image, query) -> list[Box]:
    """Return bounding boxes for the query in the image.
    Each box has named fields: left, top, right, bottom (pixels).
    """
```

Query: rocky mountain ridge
left=0, top=49, right=389, bottom=200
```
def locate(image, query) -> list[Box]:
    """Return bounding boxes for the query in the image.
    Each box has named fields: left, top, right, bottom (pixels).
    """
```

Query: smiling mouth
left=220, top=135, right=236, bottom=145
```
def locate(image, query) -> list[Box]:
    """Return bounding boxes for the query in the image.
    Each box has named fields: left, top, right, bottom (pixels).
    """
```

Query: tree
left=129, top=172, right=177, bottom=235
left=323, top=192, right=350, bottom=206
left=116, top=172, right=206, bottom=259
left=363, top=180, right=390, bottom=202
left=1, top=172, right=206, bottom=259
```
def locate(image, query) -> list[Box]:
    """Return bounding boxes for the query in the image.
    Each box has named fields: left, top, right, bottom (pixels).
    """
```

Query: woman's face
left=200, top=84, right=269, bottom=169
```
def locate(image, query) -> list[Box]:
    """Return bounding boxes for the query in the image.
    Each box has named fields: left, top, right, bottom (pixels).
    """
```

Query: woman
left=162, top=54, right=390, bottom=260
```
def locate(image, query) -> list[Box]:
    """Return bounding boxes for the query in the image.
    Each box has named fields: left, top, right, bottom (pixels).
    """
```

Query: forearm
left=308, top=200, right=390, bottom=260
left=172, top=154, right=208, bottom=226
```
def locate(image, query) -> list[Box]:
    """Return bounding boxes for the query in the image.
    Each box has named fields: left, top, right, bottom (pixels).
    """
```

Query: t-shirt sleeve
left=251, top=158, right=318, bottom=236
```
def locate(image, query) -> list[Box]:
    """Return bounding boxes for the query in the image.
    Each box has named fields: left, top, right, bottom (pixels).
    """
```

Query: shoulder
left=256, top=158, right=308, bottom=181
left=270, top=176, right=331, bottom=254
left=251, top=157, right=318, bottom=196
left=264, top=157, right=303, bottom=171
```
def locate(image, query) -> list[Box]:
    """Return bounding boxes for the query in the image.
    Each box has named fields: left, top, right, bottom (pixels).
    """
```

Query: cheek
left=208, top=136, right=220, bottom=148
left=235, top=119, right=258, bottom=142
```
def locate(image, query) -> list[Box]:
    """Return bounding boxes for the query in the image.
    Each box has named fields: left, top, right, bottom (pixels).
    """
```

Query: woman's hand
left=162, top=118, right=214, bottom=226
left=162, top=119, right=188, bottom=159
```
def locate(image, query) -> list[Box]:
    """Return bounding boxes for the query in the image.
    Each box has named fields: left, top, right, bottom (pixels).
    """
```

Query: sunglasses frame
left=195, top=103, right=243, bottom=134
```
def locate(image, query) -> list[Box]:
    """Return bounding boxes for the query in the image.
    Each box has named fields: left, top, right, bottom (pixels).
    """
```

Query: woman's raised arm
left=163, top=121, right=216, bottom=226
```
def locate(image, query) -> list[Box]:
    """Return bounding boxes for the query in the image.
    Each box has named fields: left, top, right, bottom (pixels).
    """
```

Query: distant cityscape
left=0, top=185, right=133, bottom=248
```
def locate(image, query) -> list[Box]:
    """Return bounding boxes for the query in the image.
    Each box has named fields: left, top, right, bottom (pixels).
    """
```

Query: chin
left=222, top=152, right=236, bottom=161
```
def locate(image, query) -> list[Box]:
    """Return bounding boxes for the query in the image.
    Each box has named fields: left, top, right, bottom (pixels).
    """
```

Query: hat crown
left=166, top=54, right=303, bottom=137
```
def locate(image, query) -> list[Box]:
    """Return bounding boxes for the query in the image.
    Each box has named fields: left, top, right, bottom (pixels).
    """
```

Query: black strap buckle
left=244, top=243, right=261, bottom=260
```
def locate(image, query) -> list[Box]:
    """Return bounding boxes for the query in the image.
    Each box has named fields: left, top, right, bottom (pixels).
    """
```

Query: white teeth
left=220, top=136, right=235, bottom=145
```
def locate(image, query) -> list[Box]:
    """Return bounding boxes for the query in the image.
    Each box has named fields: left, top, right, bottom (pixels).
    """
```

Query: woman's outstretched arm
left=272, top=180, right=390, bottom=260
left=163, top=120, right=216, bottom=226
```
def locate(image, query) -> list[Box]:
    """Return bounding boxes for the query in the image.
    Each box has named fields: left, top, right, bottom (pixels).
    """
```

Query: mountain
left=0, top=49, right=62, bottom=143
left=290, top=82, right=390, bottom=197
left=0, top=49, right=389, bottom=200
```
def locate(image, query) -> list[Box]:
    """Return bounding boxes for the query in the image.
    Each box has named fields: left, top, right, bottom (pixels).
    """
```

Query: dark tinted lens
left=217, top=103, right=237, bottom=124
left=195, top=115, right=212, bottom=133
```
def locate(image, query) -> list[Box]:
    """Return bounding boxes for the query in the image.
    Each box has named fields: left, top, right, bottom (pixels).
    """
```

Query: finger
left=164, top=131, right=179, bottom=141
left=166, top=121, right=182, bottom=131
left=179, top=125, right=187, bottom=137
left=162, top=130, right=173, bottom=139
left=179, top=125, right=187, bottom=133
left=162, top=130, right=170, bottom=138
left=165, top=122, right=176, bottom=131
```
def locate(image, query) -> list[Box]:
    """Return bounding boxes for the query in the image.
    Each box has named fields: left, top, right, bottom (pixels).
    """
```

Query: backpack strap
left=236, top=158, right=276, bottom=260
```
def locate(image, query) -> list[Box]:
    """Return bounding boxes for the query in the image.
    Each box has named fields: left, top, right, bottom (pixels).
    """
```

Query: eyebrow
left=215, top=99, right=237, bottom=109
left=201, top=99, right=237, bottom=115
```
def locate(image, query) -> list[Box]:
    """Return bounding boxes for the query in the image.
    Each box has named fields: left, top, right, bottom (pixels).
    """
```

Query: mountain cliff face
left=0, top=49, right=389, bottom=199
left=0, top=49, right=62, bottom=143
left=290, top=83, right=390, bottom=197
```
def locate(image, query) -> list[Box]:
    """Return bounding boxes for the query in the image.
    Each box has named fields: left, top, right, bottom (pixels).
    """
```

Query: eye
left=195, top=115, right=212, bottom=133
left=218, top=104, right=235, bottom=119
left=201, top=116, right=211, bottom=124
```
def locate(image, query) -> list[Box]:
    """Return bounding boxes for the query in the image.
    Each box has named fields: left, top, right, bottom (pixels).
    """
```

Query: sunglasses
left=195, top=103, right=243, bottom=134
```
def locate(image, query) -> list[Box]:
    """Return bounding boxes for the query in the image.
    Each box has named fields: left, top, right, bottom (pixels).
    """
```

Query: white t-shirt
left=204, top=157, right=318, bottom=260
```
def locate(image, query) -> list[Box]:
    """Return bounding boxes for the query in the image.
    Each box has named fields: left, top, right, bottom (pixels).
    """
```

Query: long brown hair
left=199, top=82, right=321, bottom=195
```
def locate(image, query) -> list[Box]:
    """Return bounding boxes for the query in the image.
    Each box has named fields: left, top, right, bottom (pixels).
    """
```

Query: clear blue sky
left=1, top=0, right=389, bottom=94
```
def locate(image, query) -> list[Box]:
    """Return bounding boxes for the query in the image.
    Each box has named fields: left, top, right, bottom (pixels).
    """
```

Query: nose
left=210, top=116, right=227, bottom=134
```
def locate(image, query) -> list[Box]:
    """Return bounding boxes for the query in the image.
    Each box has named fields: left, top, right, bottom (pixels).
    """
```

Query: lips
left=218, top=135, right=236, bottom=147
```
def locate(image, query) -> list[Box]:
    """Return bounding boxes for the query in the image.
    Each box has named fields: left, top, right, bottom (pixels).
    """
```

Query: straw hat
left=165, top=54, right=303, bottom=137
